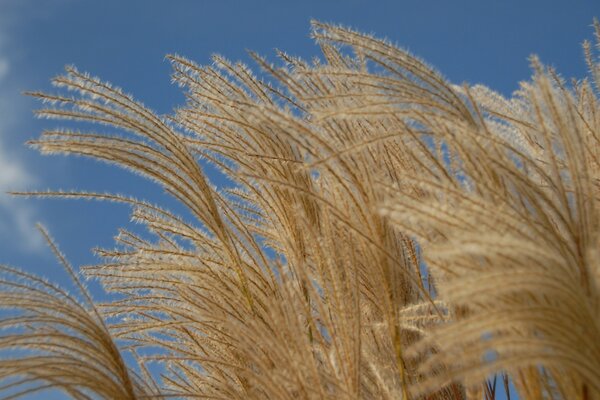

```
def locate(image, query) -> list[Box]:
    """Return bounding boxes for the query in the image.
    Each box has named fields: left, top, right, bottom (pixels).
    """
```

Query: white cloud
left=0, top=19, right=44, bottom=252
left=0, top=133, right=43, bottom=252
left=0, top=0, right=77, bottom=255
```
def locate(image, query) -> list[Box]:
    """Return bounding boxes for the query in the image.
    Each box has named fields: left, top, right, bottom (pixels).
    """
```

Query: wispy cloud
left=0, top=7, right=44, bottom=252
left=0, top=137, right=42, bottom=252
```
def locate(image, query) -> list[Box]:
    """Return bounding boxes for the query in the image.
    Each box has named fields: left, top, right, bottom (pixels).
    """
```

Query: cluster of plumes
left=1, top=21, right=600, bottom=399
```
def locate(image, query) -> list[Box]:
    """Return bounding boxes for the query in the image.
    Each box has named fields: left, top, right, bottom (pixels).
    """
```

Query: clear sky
left=0, top=1, right=597, bottom=399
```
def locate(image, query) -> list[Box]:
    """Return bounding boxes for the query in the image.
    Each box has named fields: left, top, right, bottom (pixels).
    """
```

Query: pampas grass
left=2, top=20, right=599, bottom=399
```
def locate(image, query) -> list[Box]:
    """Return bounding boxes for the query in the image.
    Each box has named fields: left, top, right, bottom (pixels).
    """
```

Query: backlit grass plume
left=2, top=20, right=600, bottom=399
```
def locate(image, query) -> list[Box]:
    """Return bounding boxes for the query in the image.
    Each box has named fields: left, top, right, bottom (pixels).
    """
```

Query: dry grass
left=2, top=20, right=599, bottom=399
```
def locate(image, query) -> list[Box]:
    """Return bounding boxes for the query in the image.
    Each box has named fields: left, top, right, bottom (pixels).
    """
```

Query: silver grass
left=1, top=20, right=599, bottom=400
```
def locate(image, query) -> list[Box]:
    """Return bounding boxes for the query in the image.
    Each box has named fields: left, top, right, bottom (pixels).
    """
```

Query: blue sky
left=0, top=0, right=597, bottom=398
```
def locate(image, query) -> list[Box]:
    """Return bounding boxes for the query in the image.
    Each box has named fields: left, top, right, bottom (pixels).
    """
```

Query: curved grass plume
left=2, top=21, right=600, bottom=399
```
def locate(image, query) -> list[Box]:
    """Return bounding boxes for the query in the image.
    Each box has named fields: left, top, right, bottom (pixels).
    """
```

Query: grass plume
left=2, top=20, right=600, bottom=399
